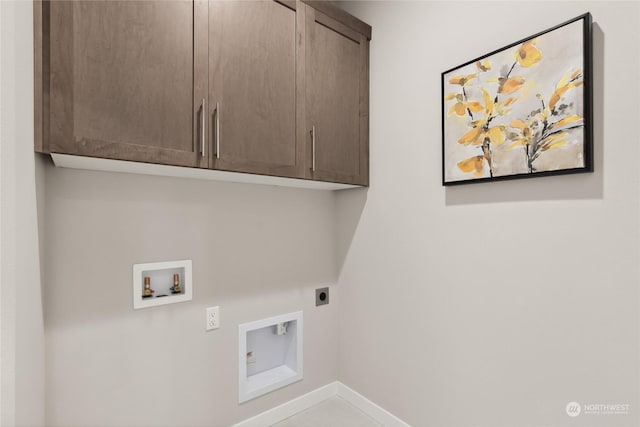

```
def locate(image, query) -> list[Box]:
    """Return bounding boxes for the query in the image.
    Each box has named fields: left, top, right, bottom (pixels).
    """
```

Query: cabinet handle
left=215, top=102, right=220, bottom=159
left=200, top=98, right=206, bottom=157
left=311, top=125, right=316, bottom=172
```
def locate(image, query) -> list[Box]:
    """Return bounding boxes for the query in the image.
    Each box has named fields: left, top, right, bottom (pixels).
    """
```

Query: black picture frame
left=442, top=13, right=592, bottom=186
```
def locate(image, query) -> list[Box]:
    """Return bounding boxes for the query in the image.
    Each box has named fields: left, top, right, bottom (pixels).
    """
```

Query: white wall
left=43, top=166, right=341, bottom=426
left=5, top=1, right=639, bottom=426
left=0, top=1, right=46, bottom=426
left=1, top=1, right=341, bottom=425
left=337, top=2, right=639, bottom=426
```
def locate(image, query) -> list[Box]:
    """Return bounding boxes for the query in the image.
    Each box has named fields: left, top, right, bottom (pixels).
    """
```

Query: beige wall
left=336, top=2, right=639, bottom=426
left=4, top=0, right=342, bottom=424
left=5, top=1, right=640, bottom=426
left=0, top=1, right=46, bottom=426
left=44, top=166, right=341, bottom=426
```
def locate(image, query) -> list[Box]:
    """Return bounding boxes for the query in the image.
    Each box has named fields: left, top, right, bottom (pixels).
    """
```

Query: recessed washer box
left=132, top=260, right=192, bottom=309
left=238, top=311, right=303, bottom=403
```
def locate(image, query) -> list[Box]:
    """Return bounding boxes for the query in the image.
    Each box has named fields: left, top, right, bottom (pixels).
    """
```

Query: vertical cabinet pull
left=311, top=125, right=316, bottom=172
left=215, top=102, right=220, bottom=159
left=200, top=98, right=206, bottom=157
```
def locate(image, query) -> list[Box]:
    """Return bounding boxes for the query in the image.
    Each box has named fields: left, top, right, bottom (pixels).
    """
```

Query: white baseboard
left=232, top=381, right=410, bottom=427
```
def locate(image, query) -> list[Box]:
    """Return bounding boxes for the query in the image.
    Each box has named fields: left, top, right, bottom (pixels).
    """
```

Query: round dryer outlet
left=315, top=287, right=329, bottom=306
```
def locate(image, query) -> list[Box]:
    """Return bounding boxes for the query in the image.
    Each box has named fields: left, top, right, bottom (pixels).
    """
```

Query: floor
left=271, top=396, right=382, bottom=427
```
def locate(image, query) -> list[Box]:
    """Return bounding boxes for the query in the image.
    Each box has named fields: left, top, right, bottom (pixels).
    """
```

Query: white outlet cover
left=206, top=306, right=220, bottom=331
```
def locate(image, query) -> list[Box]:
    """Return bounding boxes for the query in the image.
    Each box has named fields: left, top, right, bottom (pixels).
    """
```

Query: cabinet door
left=209, top=0, right=301, bottom=178
left=48, top=1, right=208, bottom=168
left=305, top=6, right=369, bottom=186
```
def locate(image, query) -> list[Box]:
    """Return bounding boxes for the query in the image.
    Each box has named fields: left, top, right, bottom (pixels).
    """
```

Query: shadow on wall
left=42, top=159, right=345, bottom=327
left=335, top=187, right=368, bottom=276
left=35, top=154, right=49, bottom=300
left=445, top=23, right=605, bottom=206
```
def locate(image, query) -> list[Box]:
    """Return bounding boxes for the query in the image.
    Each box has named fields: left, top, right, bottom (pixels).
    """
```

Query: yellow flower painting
left=442, top=13, right=592, bottom=185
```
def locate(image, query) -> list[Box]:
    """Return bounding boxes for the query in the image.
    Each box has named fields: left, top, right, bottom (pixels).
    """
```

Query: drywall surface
left=44, top=166, right=339, bottom=426
left=0, top=1, right=46, bottom=425
left=337, top=2, right=639, bottom=426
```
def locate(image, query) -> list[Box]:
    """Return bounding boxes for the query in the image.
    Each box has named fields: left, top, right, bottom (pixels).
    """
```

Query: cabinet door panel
left=49, top=0, right=206, bottom=168
left=306, top=8, right=369, bottom=185
left=209, top=0, right=300, bottom=177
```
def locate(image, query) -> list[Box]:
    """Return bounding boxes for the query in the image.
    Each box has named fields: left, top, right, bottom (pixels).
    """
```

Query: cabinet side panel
left=358, top=34, right=369, bottom=186
left=34, top=0, right=48, bottom=153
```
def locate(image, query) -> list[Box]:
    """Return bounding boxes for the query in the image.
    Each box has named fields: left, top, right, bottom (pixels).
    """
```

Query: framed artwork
left=442, top=13, right=592, bottom=185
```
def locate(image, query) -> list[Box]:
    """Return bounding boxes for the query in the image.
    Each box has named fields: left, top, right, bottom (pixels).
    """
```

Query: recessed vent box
left=238, top=311, right=303, bottom=403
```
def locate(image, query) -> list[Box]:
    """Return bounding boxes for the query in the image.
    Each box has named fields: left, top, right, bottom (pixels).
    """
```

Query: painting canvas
left=442, top=13, right=592, bottom=185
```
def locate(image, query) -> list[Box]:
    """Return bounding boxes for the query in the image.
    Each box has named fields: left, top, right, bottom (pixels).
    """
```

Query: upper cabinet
left=209, top=0, right=300, bottom=178
left=41, top=0, right=208, bottom=169
left=305, top=6, right=369, bottom=186
left=35, top=0, right=371, bottom=187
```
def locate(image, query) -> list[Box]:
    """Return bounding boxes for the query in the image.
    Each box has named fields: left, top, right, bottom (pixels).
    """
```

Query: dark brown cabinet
left=35, top=0, right=371, bottom=187
left=209, top=0, right=301, bottom=178
left=40, top=0, right=208, bottom=169
left=305, top=6, right=369, bottom=186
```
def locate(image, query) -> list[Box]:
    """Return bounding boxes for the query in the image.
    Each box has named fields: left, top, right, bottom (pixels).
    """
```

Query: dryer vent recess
left=316, top=287, right=329, bottom=306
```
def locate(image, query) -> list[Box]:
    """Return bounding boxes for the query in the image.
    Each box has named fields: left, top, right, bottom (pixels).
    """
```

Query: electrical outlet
left=206, top=306, right=220, bottom=331
left=316, top=287, right=329, bottom=306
